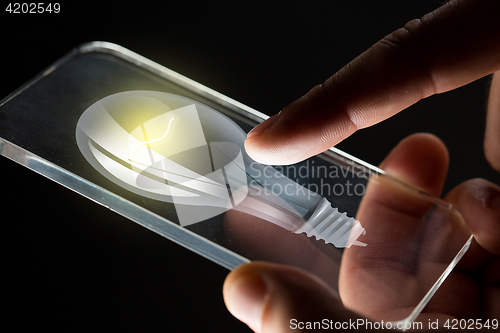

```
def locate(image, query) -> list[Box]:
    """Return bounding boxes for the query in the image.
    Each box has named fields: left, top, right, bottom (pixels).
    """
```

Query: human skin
left=244, top=0, right=500, bottom=167
left=223, top=0, right=500, bottom=332
left=224, top=133, right=499, bottom=332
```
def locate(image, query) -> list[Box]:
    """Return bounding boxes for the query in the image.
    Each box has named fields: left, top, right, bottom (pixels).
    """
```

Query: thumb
left=223, top=261, right=365, bottom=333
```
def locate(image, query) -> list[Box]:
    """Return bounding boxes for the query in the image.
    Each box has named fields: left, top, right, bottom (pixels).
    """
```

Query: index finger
left=245, top=0, right=500, bottom=165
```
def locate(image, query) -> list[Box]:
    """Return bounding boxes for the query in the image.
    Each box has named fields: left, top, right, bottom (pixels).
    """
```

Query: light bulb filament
left=130, top=116, right=175, bottom=161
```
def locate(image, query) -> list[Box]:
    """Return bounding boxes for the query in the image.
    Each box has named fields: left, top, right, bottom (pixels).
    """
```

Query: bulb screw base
left=294, top=198, right=366, bottom=248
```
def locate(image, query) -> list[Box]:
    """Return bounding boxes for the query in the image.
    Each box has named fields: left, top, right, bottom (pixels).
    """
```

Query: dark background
left=1, top=1, right=498, bottom=332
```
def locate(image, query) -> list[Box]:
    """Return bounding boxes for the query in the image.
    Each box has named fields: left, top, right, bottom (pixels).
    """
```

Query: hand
left=223, top=0, right=500, bottom=331
left=224, top=133, right=499, bottom=332
left=243, top=0, right=500, bottom=168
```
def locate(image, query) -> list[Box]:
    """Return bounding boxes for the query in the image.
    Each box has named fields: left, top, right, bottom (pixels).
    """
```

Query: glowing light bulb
left=76, top=91, right=366, bottom=248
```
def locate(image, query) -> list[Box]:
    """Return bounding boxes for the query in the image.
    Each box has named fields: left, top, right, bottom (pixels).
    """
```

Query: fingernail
left=247, top=112, right=280, bottom=138
left=226, top=272, right=268, bottom=332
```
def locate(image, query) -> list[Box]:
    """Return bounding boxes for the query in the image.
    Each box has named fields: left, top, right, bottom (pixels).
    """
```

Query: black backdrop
left=1, top=1, right=498, bottom=332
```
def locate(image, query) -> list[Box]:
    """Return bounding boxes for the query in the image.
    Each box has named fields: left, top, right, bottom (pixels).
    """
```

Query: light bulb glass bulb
left=76, top=91, right=365, bottom=248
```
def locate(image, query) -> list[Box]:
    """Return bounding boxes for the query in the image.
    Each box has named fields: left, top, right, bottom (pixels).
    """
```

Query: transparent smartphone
left=0, top=42, right=471, bottom=325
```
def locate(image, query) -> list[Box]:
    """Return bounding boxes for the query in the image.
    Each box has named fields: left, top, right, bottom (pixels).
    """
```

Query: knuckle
left=379, top=19, right=423, bottom=51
